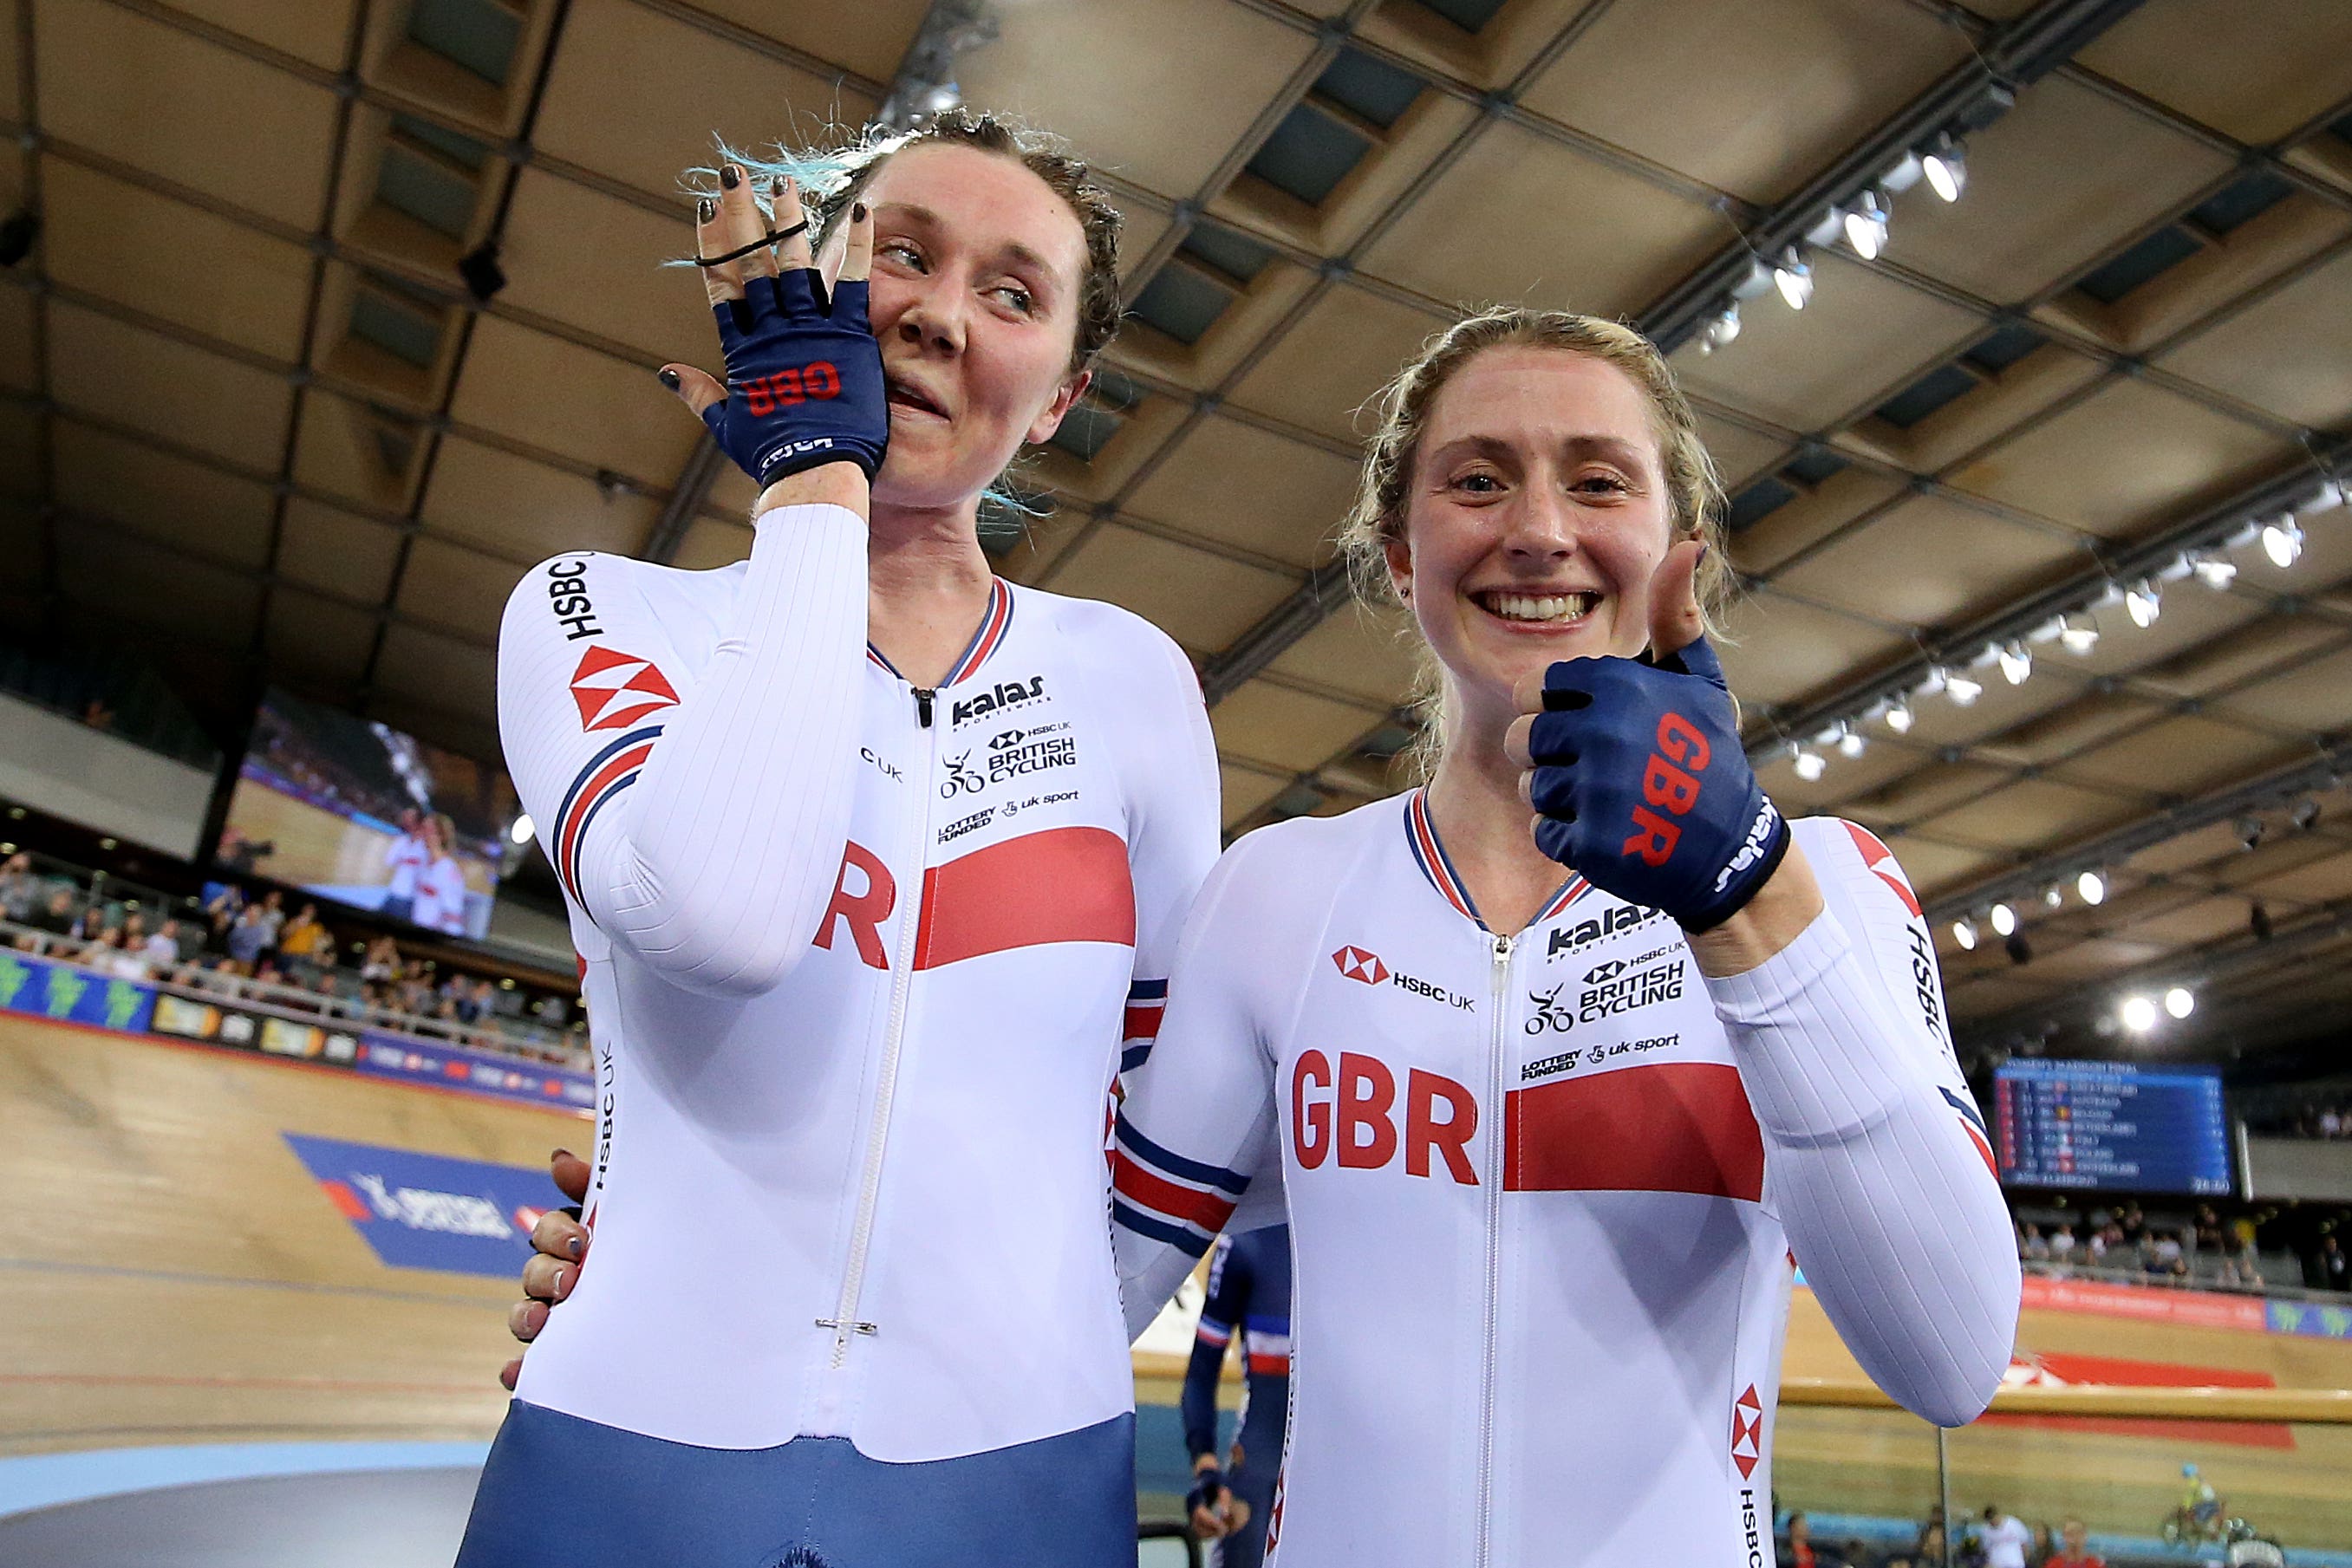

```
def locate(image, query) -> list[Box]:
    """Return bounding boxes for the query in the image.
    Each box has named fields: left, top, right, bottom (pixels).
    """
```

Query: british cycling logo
left=1524, top=983, right=1575, bottom=1037
left=569, top=646, right=679, bottom=732
left=1576, top=958, right=1684, bottom=1024
left=941, top=733, right=1076, bottom=797
left=951, top=674, right=1047, bottom=727
left=940, top=751, right=987, bottom=797
left=1546, top=900, right=1664, bottom=962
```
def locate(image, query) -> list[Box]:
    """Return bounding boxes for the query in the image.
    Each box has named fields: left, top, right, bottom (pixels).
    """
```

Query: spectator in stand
left=2049, top=1221, right=2075, bottom=1269
left=1977, top=1505, right=2031, bottom=1568
left=2323, top=1105, right=2343, bottom=1139
left=2147, top=1230, right=2183, bottom=1281
left=253, top=890, right=286, bottom=960
left=143, top=919, right=182, bottom=975
left=2044, top=1518, right=2103, bottom=1568
left=360, top=934, right=401, bottom=985
left=473, top=977, right=498, bottom=1023
left=2020, top=1223, right=2049, bottom=1262
left=223, top=904, right=269, bottom=975
left=1782, top=1510, right=1819, bottom=1568
left=215, top=825, right=274, bottom=876
left=2316, top=1234, right=2349, bottom=1293
left=0, top=853, right=39, bottom=923
left=277, top=902, right=329, bottom=973
left=381, top=808, right=430, bottom=925
left=24, top=888, right=78, bottom=942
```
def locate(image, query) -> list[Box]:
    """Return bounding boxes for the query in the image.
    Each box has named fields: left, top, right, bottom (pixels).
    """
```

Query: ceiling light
left=2188, top=550, right=2237, bottom=590
left=2059, top=610, right=2101, bottom=654
left=2236, top=815, right=2265, bottom=851
left=1916, top=667, right=1949, bottom=699
left=1998, top=641, right=2032, bottom=685
left=1773, top=248, right=1814, bottom=310
left=1791, top=746, right=1826, bottom=783
left=2307, top=478, right=2345, bottom=515
left=1921, top=136, right=1968, bottom=202
left=2262, top=515, right=2303, bottom=568
left=1990, top=901, right=2016, bottom=937
left=1842, top=188, right=1890, bottom=261
left=2120, top=994, right=2158, bottom=1033
left=2125, top=579, right=2161, bottom=628
left=1836, top=725, right=1867, bottom=758
left=2163, top=986, right=2194, bottom=1020
left=2290, top=797, right=2321, bottom=831
left=1945, top=669, right=1983, bottom=706
left=2043, top=884, right=2065, bottom=908
left=509, top=815, right=535, bottom=846
left=1698, top=302, right=1743, bottom=355
left=1884, top=696, right=1914, bottom=734
left=2076, top=869, right=2106, bottom=905
left=1952, top=919, right=1977, bottom=951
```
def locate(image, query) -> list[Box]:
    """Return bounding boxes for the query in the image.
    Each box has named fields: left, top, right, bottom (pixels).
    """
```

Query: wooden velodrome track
left=3, top=1012, right=2348, bottom=1549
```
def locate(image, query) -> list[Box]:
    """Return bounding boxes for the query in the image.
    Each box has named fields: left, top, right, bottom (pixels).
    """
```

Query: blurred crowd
left=1782, top=1500, right=2225, bottom=1568
left=2015, top=1198, right=2351, bottom=1296
left=0, top=849, right=586, bottom=1070
left=2254, top=1097, right=2352, bottom=1141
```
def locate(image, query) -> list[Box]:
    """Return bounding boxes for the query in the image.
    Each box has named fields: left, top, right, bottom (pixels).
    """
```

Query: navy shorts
left=455, top=1400, right=1138, bottom=1568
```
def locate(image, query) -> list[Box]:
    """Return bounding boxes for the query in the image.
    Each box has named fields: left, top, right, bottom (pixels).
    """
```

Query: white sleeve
left=1112, top=838, right=1285, bottom=1343
left=497, top=504, right=868, bottom=998
left=1702, top=817, right=2019, bottom=1428
left=1116, top=628, right=1222, bottom=1078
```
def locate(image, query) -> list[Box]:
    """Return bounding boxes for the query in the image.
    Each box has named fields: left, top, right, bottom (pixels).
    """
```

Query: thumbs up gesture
left=1504, top=541, right=1788, bottom=932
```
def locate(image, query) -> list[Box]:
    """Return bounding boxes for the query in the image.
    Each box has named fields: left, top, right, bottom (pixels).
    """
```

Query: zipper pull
left=913, top=687, right=935, bottom=728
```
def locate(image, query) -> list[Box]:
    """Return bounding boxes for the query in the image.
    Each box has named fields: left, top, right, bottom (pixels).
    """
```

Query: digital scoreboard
left=1991, top=1058, right=2232, bottom=1196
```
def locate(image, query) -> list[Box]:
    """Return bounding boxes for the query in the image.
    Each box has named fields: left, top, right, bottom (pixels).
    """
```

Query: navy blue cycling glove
left=1526, top=634, right=1788, bottom=932
left=705, top=268, right=889, bottom=487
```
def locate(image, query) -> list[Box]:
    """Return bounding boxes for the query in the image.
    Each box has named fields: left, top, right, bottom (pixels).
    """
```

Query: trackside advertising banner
left=0, top=949, right=157, bottom=1033
left=283, top=1133, right=567, bottom=1277
left=348, top=1031, right=596, bottom=1111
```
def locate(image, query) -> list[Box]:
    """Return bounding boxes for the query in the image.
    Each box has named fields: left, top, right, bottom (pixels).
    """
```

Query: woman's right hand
left=659, top=166, right=884, bottom=510
left=498, top=1148, right=593, bottom=1392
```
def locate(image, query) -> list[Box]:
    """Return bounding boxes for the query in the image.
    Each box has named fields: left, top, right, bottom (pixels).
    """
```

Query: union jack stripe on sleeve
left=1121, top=978, right=1169, bottom=1073
left=1111, top=1112, right=1248, bottom=1259
left=1942, top=1085, right=1998, bottom=1176
left=551, top=725, right=664, bottom=906
left=1194, top=1313, right=1233, bottom=1350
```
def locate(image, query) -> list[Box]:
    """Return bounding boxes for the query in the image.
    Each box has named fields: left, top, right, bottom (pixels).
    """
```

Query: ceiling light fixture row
left=1697, top=133, right=1971, bottom=355
left=1761, top=472, right=2346, bottom=781
left=1949, top=865, right=2110, bottom=953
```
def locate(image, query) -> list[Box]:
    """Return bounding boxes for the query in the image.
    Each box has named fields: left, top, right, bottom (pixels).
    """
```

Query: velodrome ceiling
left=3, top=0, right=2351, bottom=1064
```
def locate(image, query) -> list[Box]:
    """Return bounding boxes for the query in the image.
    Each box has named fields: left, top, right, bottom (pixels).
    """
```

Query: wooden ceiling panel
left=372, top=622, right=498, bottom=721
left=1692, top=410, right=1789, bottom=491
left=1710, top=591, right=1908, bottom=707
left=1971, top=689, right=2168, bottom=770
left=1880, top=75, right=2235, bottom=303
left=2125, top=818, right=2258, bottom=876
left=1864, top=832, right=2006, bottom=901
left=1521, top=0, right=1966, bottom=205
left=1769, top=494, right=2083, bottom=632
left=1124, top=415, right=1358, bottom=569
left=2136, top=613, right=2347, bottom=701
left=494, top=170, right=707, bottom=363
left=532, top=0, right=878, bottom=203
left=2236, top=847, right=2352, bottom=907
left=2156, top=246, right=2352, bottom=432
left=1760, top=737, right=1932, bottom=818
left=1041, top=523, right=1297, bottom=650
left=671, top=519, right=754, bottom=574
left=2075, top=0, right=2352, bottom=146
left=264, top=588, right=381, bottom=686
left=394, top=536, right=525, bottom=645
left=2205, top=830, right=2347, bottom=892
left=2036, top=581, right=2266, bottom=681
left=1228, top=284, right=1450, bottom=442
left=50, top=419, right=274, bottom=556
left=0, top=283, right=32, bottom=394
left=1360, top=123, right=1722, bottom=320
left=40, top=158, right=313, bottom=361
left=1945, top=377, right=2290, bottom=540
left=1267, top=602, right=1422, bottom=709
left=960, top=0, right=1319, bottom=198
left=275, top=498, right=405, bottom=606
left=290, top=391, right=422, bottom=514
left=2217, top=644, right=2352, bottom=734
left=0, top=401, right=34, bottom=502
left=55, top=527, right=260, bottom=648
left=1913, top=776, right=2137, bottom=850
left=418, top=437, right=656, bottom=565
left=166, top=0, right=357, bottom=70
left=1730, top=467, right=1912, bottom=578
left=1999, top=934, right=2173, bottom=982
left=1219, top=762, right=1293, bottom=827
left=1210, top=678, right=1386, bottom=772
left=45, top=302, right=293, bottom=472
left=450, top=316, right=698, bottom=486
left=1674, top=253, right=1984, bottom=433
left=686, top=0, right=928, bottom=85
left=2052, top=714, right=2302, bottom=797
left=36, top=0, right=339, bottom=231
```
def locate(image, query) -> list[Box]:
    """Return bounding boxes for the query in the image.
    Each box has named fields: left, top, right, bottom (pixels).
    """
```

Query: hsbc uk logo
left=570, top=647, right=679, bottom=732
left=1331, top=946, right=1475, bottom=1011
left=1730, top=1383, right=1764, bottom=1480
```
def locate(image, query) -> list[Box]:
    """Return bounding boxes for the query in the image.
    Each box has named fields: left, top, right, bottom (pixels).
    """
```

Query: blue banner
left=349, top=1031, right=596, bottom=1113
left=2268, top=1298, right=2352, bottom=1341
left=283, top=1133, right=568, bottom=1278
left=0, top=950, right=156, bottom=1033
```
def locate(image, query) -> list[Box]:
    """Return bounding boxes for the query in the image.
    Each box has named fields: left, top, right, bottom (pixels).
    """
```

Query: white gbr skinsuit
left=491, top=505, right=1217, bottom=1474
left=1114, top=791, right=2021, bottom=1566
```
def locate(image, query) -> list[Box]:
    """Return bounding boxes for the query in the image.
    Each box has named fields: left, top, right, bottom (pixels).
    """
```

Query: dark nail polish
left=566, top=1235, right=583, bottom=1259
left=697, top=198, right=714, bottom=223
left=657, top=368, right=681, bottom=390
left=772, top=177, right=787, bottom=198
left=720, top=164, right=740, bottom=189
left=852, top=202, right=867, bottom=222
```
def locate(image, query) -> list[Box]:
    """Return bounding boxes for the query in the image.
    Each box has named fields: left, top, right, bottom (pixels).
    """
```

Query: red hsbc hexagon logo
left=570, top=646, right=680, bottom=732
left=1844, top=822, right=1922, bottom=919
left=1730, top=1383, right=1763, bottom=1478
left=1331, top=946, right=1389, bottom=986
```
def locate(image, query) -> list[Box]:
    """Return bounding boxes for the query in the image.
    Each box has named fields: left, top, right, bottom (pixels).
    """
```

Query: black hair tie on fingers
left=692, top=220, right=810, bottom=269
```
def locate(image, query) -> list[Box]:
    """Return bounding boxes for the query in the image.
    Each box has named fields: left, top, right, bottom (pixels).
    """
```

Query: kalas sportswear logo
left=570, top=647, right=679, bottom=732
left=1547, top=901, right=1662, bottom=961
left=952, top=675, right=1047, bottom=727
left=1331, top=946, right=1388, bottom=986
left=1730, top=1383, right=1764, bottom=1480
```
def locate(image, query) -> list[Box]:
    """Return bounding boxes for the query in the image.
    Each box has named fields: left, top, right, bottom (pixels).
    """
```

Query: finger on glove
left=1540, top=659, right=1600, bottom=712
left=719, top=163, right=779, bottom=283
left=1525, top=708, right=1585, bottom=767
left=499, top=1356, right=524, bottom=1392
left=1527, top=764, right=1580, bottom=822
left=1533, top=813, right=1579, bottom=867
left=696, top=194, right=742, bottom=309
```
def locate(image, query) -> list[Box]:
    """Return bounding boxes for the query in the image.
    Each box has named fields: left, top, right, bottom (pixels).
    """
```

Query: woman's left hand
left=1505, top=541, right=1788, bottom=933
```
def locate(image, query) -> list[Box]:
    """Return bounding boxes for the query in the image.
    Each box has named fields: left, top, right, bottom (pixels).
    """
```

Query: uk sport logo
left=1730, top=1383, right=1764, bottom=1479
left=570, top=647, right=680, bottom=732
left=1331, top=946, right=1389, bottom=986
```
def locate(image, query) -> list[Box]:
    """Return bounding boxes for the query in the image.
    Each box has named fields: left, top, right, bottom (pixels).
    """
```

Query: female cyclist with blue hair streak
left=459, top=111, right=1220, bottom=1567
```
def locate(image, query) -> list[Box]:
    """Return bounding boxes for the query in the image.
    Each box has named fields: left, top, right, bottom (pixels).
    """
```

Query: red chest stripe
left=915, top=825, right=1135, bottom=969
left=1504, top=1062, right=1765, bottom=1201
